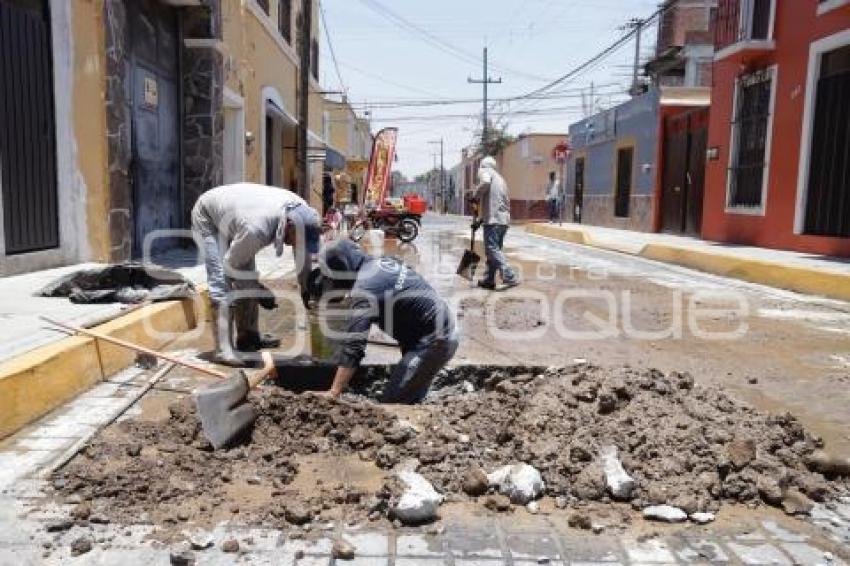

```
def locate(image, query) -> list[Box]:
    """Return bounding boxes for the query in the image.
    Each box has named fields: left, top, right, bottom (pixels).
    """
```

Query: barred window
left=728, top=68, right=772, bottom=208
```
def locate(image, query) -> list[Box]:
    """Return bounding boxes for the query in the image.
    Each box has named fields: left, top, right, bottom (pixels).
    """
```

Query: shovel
left=195, top=351, right=277, bottom=449
left=456, top=225, right=481, bottom=281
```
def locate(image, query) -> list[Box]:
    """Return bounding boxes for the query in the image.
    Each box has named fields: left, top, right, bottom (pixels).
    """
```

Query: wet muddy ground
left=36, top=216, right=850, bottom=551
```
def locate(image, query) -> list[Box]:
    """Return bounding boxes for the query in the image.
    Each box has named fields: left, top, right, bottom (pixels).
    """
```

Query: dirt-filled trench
left=50, top=362, right=850, bottom=539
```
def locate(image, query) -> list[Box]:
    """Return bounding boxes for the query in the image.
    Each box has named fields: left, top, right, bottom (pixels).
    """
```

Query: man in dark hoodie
left=310, top=240, right=458, bottom=403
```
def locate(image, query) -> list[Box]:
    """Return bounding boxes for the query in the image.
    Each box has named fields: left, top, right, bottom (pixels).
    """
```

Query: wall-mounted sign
left=707, top=146, right=720, bottom=161
left=143, top=76, right=158, bottom=108
left=552, top=141, right=571, bottom=163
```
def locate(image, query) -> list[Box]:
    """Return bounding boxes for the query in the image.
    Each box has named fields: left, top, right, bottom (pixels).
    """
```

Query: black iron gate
left=804, top=49, right=850, bottom=238
left=573, top=157, right=584, bottom=223
left=0, top=0, right=59, bottom=254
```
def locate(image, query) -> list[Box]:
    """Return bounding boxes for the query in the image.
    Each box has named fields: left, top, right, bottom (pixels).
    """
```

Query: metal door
left=573, top=157, right=585, bottom=223
left=129, top=0, right=180, bottom=257
left=614, top=147, right=633, bottom=218
left=0, top=0, right=58, bottom=254
left=661, top=109, right=708, bottom=235
left=805, top=47, right=850, bottom=238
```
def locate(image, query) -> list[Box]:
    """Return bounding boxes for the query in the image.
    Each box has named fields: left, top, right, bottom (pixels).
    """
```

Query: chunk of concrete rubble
left=487, top=463, right=545, bottom=504
left=332, top=539, right=356, bottom=560
left=600, top=445, right=636, bottom=500
left=391, top=471, right=443, bottom=524
left=690, top=512, right=716, bottom=524
left=461, top=466, right=489, bottom=497
left=782, top=488, right=814, bottom=516
left=642, top=505, right=688, bottom=523
left=188, top=533, right=214, bottom=550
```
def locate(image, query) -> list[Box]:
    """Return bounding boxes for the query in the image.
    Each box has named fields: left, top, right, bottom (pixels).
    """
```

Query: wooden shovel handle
left=247, top=351, right=278, bottom=389
left=40, top=315, right=229, bottom=380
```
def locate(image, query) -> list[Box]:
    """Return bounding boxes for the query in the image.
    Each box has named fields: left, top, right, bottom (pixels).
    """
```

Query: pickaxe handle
left=248, top=351, right=278, bottom=389
left=40, top=315, right=229, bottom=380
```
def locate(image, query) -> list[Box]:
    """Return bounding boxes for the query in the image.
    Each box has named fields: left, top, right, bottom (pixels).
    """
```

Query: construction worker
left=472, top=156, right=519, bottom=290
left=308, top=239, right=458, bottom=403
left=192, top=183, right=321, bottom=366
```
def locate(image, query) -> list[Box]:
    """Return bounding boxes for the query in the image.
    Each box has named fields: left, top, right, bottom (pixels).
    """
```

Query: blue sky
left=319, top=0, right=661, bottom=177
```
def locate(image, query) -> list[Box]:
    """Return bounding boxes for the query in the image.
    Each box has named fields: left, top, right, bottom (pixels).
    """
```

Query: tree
left=473, top=117, right=515, bottom=158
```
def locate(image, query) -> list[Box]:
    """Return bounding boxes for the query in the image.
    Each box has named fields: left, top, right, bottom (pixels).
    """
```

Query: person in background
left=472, top=156, right=519, bottom=290
left=192, top=183, right=321, bottom=366
left=546, top=171, right=560, bottom=224
left=308, top=239, right=458, bottom=403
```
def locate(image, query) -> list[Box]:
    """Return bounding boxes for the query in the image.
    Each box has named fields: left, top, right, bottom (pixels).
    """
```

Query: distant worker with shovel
left=308, top=240, right=459, bottom=403
left=192, top=183, right=321, bottom=366
left=472, top=156, right=519, bottom=290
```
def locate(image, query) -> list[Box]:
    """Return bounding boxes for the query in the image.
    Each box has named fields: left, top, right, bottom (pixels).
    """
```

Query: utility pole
left=468, top=47, right=502, bottom=154
left=297, top=0, right=313, bottom=199
left=623, top=17, right=645, bottom=97
left=429, top=139, right=444, bottom=214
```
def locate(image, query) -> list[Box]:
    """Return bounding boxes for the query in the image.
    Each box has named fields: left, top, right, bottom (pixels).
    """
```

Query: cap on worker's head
left=479, top=156, right=498, bottom=170
left=286, top=204, right=321, bottom=255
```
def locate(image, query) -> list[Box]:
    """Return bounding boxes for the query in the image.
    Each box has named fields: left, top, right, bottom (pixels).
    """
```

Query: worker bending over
left=310, top=240, right=458, bottom=403
left=192, top=183, right=321, bottom=366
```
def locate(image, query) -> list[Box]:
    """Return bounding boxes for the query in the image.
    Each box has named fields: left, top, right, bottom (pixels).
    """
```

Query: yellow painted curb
left=525, top=223, right=591, bottom=246
left=641, top=244, right=850, bottom=302
left=0, top=293, right=206, bottom=440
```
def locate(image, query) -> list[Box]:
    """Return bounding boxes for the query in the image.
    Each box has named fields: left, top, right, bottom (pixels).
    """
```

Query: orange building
left=702, top=0, right=850, bottom=256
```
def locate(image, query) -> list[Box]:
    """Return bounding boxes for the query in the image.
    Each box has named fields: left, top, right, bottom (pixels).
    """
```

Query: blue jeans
left=382, top=326, right=460, bottom=404
left=482, top=224, right=517, bottom=285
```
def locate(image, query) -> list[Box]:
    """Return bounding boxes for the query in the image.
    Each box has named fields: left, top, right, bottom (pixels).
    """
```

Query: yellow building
left=0, top=0, right=325, bottom=275
left=321, top=97, right=372, bottom=205
left=497, top=133, right=569, bottom=220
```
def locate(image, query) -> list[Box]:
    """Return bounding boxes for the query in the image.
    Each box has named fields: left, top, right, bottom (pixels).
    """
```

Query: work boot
left=233, top=297, right=280, bottom=352
left=209, top=305, right=243, bottom=367
left=477, top=280, right=496, bottom=291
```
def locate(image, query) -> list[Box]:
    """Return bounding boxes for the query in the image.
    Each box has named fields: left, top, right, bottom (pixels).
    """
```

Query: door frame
left=0, top=0, right=86, bottom=275
left=223, top=87, right=245, bottom=184
left=794, top=28, right=850, bottom=235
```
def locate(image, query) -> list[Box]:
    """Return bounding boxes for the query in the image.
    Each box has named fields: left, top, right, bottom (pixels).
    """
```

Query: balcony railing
left=715, top=0, right=773, bottom=53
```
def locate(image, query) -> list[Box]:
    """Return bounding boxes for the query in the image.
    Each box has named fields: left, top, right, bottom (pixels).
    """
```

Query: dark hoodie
left=319, top=240, right=452, bottom=368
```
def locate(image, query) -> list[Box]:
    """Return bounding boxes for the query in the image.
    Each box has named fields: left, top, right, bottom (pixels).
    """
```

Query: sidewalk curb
left=0, top=293, right=206, bottom=440
left=641, top=244, right=850, bottom=302
left=525, top=223, right=850, bottom=302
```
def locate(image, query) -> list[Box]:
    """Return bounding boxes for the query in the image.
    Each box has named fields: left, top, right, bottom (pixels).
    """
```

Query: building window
left=614, top=147, right=634, bottom=218
left=256, top=0, right=270, bottom=15
left=804, top=44, right=850, bottom=236
left=311, top=38, right=319, bottom=80
left=279, top=0, right=292, bottom=43
left=728, top=68, right=773, bottom=209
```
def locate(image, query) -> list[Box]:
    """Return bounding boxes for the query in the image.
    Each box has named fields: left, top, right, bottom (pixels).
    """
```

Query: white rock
left=600, top=445, right=636, bottom=501
left=690, top=512, right=716, bottom=524
left=526, top=501, right=539, bottom=514
left=642, top=505, right=688, bottom=523
left=188, top=533, right=214, bottom=550
left=462, top=381, right=475, bottom=393
left=391, top=471, right=443, bottom=525
left=458, top=434, right=471, bottom=444
left=487, top=463, right=545, bottom=505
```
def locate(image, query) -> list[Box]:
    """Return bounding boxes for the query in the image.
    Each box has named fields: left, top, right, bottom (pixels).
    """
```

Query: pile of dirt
left=51, top=364, right=848, bottom=531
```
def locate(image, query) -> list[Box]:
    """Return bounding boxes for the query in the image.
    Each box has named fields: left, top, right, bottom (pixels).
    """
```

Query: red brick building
left=702, top=0, right=850, bottom=256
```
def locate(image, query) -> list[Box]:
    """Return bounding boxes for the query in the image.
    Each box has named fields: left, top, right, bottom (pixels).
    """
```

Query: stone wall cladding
left=182, top=1, right=224, bottom=224
left=563, top=194, right=654, bottom=232
left=103, top=0, right=132, bottom=262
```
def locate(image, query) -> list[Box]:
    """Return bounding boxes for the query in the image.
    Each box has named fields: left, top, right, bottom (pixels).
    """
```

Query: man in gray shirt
left=192, top=183, right=321, bottom=365
left=473, top=157, right=519, bottom=290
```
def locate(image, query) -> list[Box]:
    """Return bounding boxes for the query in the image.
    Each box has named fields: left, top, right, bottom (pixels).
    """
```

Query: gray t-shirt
left=475, top=170, right=511, bottom=226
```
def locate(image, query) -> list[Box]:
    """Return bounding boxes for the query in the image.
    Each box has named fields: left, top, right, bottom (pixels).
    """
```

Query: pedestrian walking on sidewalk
left=308, top=239, right=459, bottom=403
left=192, top=183, right=321, bottom=366
left=473, top=156, right=519, bottom=290
left=546, top=171, right=560, bottom=224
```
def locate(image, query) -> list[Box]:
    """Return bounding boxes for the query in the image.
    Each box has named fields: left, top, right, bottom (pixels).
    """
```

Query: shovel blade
left=456, top=250, right=481, bottom=281
left=195, top=371, right=258, bottom=450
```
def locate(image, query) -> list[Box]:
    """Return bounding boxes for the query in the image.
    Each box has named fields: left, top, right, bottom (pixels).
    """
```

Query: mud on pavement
left=48, top=363, right=850, bottom=540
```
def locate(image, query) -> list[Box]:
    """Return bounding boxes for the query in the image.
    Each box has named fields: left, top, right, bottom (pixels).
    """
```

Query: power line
left=319, top=2, right=347, bottom=94
left=354, top=0, right=553, bottom=83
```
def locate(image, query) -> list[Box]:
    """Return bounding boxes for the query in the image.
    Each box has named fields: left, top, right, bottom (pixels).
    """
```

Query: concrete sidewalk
left=0, top=247, right=294, bottom=440
left=526, top=222, right=850, bottom=302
